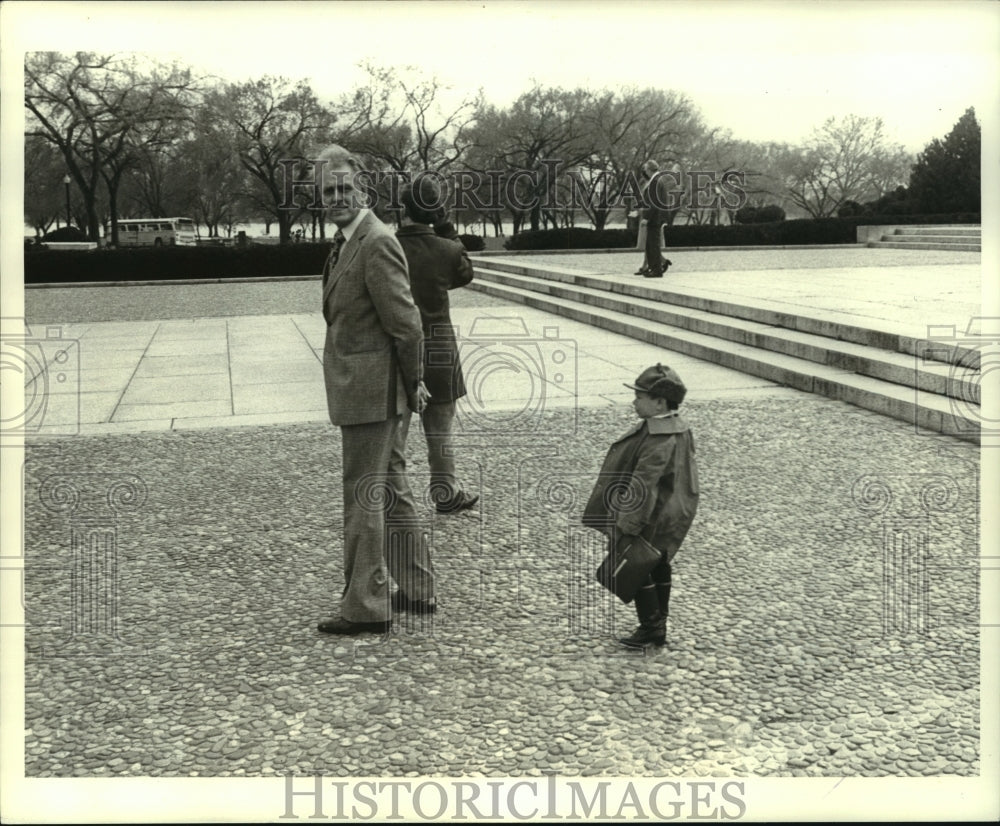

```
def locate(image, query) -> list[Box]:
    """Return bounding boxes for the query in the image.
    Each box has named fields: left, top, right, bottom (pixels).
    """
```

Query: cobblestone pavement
left=16, top=245, right=987, bottom=803
left=23, top=398, right=980, bottom=778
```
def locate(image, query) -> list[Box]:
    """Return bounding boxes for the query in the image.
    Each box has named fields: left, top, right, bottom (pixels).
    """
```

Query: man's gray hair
left=316, top=144, right=365, bottom=173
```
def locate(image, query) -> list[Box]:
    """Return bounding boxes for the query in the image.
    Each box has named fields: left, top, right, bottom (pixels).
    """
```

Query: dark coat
left=395, top=222, right=474, bottom=403
left=642, top=168, right=683, bottom=225
left=582, top=415, right=699, bottom=562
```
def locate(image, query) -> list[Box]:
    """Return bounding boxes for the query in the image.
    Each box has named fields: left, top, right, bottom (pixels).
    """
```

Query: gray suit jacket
left=321, top=211, right=424, bottom=425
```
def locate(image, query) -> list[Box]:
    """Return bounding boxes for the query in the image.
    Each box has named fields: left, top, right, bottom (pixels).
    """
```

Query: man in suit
left=315, top=144, right=435, bottom=636
left=395, top=175, right=479, bottom=515
left=639, top=160, right=680, bottom=278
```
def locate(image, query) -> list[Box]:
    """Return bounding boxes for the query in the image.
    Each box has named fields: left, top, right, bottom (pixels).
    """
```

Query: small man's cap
left=624, top=363, right=686, bottom=404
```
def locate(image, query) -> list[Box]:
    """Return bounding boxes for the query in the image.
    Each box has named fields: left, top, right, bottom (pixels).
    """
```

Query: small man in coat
left=583, top=364, right=699, bottom=648
left=395, top=175, right=479, bottom=515
left=315, top=144, right=435, bottom=636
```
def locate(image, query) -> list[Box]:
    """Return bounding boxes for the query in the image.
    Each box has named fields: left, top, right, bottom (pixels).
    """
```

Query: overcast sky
left=4, top=0, right=998, bottom=154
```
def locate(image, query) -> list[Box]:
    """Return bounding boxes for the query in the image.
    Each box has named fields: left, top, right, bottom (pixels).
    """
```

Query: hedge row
left=24, top=212, right=980, bottom=283
left=504, top=213, right=981, bottom=250
left=501, top=227, right=635, bottom=251
left=25, top=243, right=333, bottom=284
left=457, top=234, right=485, bottom=252
left=26, top=233, right=489, bottom=284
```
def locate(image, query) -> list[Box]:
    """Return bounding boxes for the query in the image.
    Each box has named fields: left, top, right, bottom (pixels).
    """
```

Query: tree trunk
left=107, top=184, right=120, bottom=247
left=529, top=203, right=541, bottom=232
left=278, top=212, right=293, bottom=243
left=84, top=191, right=101, bottom=242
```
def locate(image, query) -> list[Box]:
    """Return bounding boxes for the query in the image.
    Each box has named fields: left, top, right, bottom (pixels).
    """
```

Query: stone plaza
left=11, top=242, right=992, bottom=819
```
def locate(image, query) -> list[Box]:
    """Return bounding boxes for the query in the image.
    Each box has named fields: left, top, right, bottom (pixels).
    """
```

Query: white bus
left=116, top=217, right=197, bottom=247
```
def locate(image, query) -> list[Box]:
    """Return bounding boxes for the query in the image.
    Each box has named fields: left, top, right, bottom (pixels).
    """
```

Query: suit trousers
left=340, top=415, right=435, bottom=622
left=421, top=400, right=459, bottom=501
left=645, top=215, right=665, bottom=276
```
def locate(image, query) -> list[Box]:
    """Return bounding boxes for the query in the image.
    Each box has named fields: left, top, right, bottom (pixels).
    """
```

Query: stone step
left=885, top=233, right=981, bottom=243
left=468, top=265, right=980, bottom=442
left=473, top=257, right=981, bottom=369
left=892, top=226, right=981, bottom=237
left=473, top=266, right=979, bottom=404
left=869, top=240, right=981, bottom=252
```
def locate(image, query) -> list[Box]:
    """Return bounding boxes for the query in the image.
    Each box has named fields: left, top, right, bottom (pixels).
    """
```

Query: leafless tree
left=779, top=115, right=912, bottom=218
left=338, top=62, right=481, bottom=175
left=25, top=51, right=197, bottom=242
left=208, top=76, right=337, bottom=243
left=24, top=134, right=68, bottom=237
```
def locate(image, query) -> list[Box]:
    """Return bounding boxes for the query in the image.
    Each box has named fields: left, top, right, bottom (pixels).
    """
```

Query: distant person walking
left=395, top=176, right=479, bottom=515
left=636, top=160, right=677, bottom=278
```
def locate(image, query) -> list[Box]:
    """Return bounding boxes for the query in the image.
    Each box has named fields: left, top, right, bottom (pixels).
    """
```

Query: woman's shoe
left=436, top=491, right=479, bottom=514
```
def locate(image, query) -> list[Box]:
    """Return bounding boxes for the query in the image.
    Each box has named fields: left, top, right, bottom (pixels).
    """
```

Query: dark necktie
left=322, top=230, right=346, bottom=325
left=322, top=230, right=346, bottom=290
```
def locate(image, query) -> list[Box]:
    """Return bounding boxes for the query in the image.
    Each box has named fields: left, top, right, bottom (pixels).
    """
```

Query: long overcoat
left=395, top=222, right=474, bottom=403
left=582, top=415, right=699, bottom=562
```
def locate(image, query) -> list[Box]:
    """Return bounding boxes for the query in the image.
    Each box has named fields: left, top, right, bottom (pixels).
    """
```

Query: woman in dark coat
left=395, top=176, right=478, bottom=514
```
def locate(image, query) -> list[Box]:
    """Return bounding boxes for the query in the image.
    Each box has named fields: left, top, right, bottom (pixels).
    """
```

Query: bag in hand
left=595, top=530, right=662, bottom=604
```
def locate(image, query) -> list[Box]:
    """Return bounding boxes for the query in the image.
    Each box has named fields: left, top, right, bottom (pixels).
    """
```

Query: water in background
left=25, top=219, right=630, bottom=244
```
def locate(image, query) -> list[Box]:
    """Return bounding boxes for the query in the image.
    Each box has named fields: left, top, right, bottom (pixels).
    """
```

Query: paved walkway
left=21, top=247, right=983, bottom=437
left=27, top=306, right=795, bottom=437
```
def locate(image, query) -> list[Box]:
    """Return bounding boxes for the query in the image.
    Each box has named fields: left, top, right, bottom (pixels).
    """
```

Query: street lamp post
left=63, top=175, right=71, bottom=228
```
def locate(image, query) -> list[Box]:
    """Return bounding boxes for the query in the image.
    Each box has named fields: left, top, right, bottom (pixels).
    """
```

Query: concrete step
left=473, top=266, right=979, bottom=404
left=473, top=256, right=981, bottom=369
left=892, top=226, right=981, bottom=238
left=884, top=233, right=981, bottom=243
left=468, top=264, right=980, bottom=442
left=865, top=224, right=981, bottom=251
left=869, top=240, right=981, bottom=252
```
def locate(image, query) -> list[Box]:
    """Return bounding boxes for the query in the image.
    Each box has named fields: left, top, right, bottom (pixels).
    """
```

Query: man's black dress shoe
left=643, top=274, right=663, bottom=278
left=317, top=617, right=391, bottom=635
left=436, top=491, right=479, bottom=514
left=391, top=591, right=438, bottom=615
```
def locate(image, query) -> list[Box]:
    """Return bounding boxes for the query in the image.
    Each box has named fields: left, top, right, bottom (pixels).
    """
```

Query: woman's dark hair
left=400, top=173, right=447, bottom=224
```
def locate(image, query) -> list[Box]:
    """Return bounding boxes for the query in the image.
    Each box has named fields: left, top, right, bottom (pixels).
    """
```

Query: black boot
left=653, top=562, right=672, bottom=620
left=619, top=585, right=665, bottom=648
